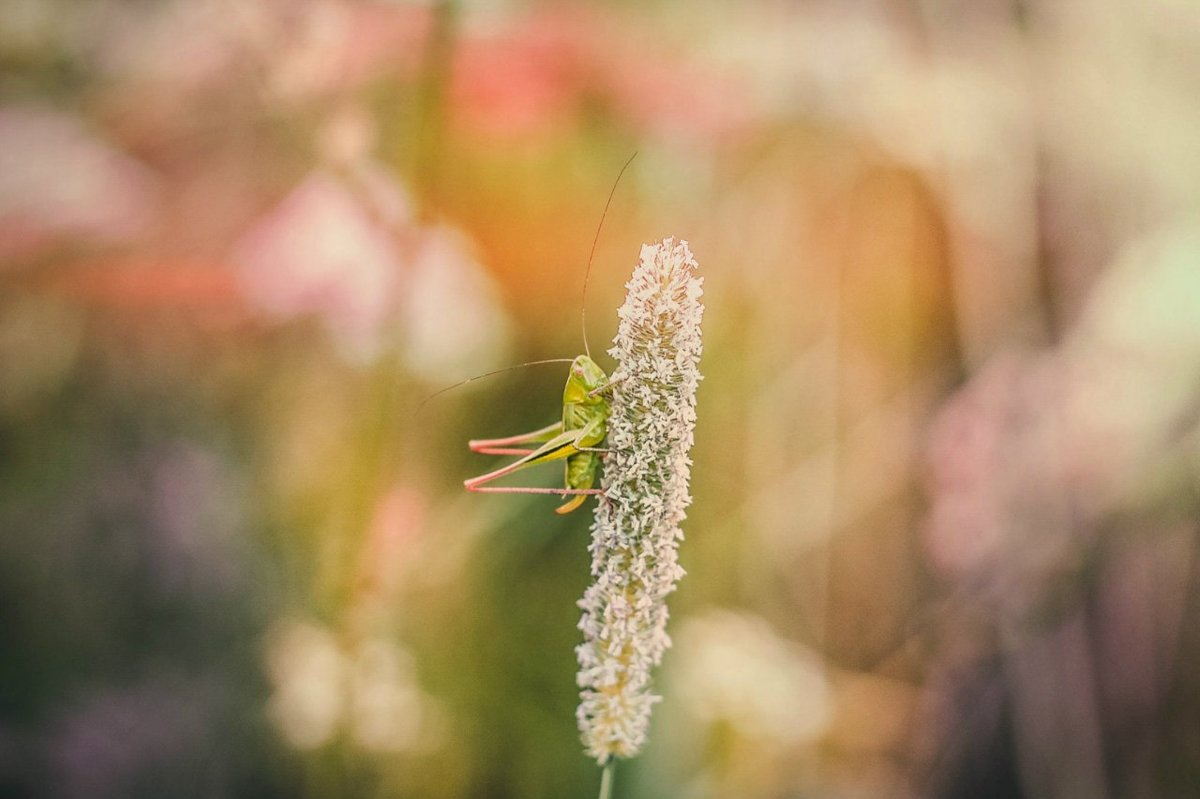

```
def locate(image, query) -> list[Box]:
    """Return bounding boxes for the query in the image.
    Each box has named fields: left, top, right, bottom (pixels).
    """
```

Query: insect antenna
left=423, top=154, right=635, bottom=412
left=580, top=152, right=637, bottom=359
left=416, top=358, right=576, bottom=411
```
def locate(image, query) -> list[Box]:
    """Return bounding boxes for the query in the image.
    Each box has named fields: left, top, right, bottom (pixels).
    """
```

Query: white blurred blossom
left=264, top=620, right=443, bottom=753
left=670, top=611, right=833, bottom=745
left=576, top=238, right=703, bottom=763
left=350, top=638, right=425, bottom=752
left=265, top=621, right=345, bottom=750
left=1061, top=226, right=1200, bottom=500
left=401, top=225, right=512, bottom=383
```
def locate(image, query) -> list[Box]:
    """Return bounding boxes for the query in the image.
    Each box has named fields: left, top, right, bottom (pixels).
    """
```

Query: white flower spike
left=576, top=237, right=704, bottom=764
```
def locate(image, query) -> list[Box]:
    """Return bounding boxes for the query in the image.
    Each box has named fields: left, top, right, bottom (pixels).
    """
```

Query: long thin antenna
left=581, top=152, right=637, bottom=359
left=417, top=359, right=575, bottom=411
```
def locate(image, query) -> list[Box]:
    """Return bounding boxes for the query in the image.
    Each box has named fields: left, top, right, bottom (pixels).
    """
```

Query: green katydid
left=460, top=154, right=636, bottom=514
left=463, top=353, right=612, bottom=514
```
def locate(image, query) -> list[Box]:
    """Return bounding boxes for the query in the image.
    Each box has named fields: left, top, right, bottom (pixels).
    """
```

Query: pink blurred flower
left=925, top=227, right=1200, bottom=614
left=352, top=485, right=426, bottom=613
left=447, top=7, right=754, bottom=145
left=0, top=105, right=158, bottom=263
left=598, top=52, right=756, bottom=145
left=232, top=170, right=405, bottom=361
left=449, top=12, right=591, bottom=140
left=231, top=168, right=510, bottom=371
left=923, top=353, right=1080, bottom=613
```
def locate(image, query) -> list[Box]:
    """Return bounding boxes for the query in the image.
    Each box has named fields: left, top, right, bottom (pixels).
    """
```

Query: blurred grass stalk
left=576, top=239, right=703, bottom=793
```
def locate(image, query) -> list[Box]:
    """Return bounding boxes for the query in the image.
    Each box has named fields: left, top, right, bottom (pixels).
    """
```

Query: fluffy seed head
left=575, top=237, right=703, bottom=763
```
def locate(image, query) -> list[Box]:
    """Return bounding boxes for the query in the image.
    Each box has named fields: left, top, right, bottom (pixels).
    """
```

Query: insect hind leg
left=464, top=485, right=604, bottom=497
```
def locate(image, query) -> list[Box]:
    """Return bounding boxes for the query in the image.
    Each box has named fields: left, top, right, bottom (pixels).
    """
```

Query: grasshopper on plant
left=463, top=354, right=613, bottom=514
left=459, top=155, right=636, bottom=514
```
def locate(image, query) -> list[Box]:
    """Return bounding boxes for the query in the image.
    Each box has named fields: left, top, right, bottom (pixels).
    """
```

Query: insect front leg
left=587, top=375, right=627, bottom=398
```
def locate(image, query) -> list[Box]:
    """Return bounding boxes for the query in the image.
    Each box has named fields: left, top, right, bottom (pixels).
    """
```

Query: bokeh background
left=3, top=1, right=1200, bottom=797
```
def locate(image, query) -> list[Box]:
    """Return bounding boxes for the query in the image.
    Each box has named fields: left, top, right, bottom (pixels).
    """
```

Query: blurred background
left=3, top=1, right=1200, bottom=797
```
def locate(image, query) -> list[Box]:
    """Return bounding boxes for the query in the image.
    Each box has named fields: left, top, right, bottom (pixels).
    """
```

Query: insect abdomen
left=566, top=451, right=599, bottom=492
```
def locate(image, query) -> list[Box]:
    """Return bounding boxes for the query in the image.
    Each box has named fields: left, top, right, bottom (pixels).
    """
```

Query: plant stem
left=598, top=759, right=616, bottom=799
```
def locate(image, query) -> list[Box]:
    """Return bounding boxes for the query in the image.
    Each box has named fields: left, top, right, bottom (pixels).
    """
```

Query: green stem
left=598, top=759, right=616, bottom=799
